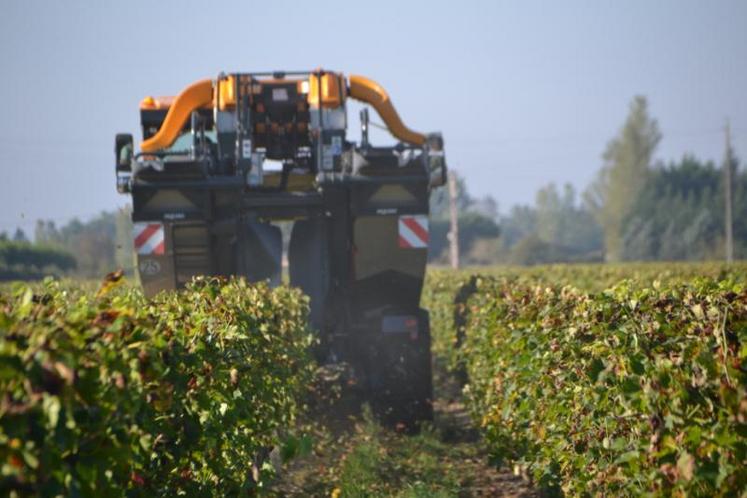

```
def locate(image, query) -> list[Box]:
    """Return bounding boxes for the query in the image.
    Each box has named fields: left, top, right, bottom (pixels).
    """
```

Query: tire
left=289, top=218, right=329, bottom=330
left=367, top=309, right=433, bottom=429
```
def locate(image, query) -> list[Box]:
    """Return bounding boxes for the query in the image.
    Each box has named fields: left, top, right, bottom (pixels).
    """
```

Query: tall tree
left=621, top=155, right=726, bottom=261
left=585, top=96, right=661, bottom=261
left=12, top=228, right=28, bottom=243
left=34, top=220, right=60, bottom=245
left=499, top=205, right=537, bottom=248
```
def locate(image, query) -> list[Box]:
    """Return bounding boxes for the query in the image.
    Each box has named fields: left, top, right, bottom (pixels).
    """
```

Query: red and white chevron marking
left=133, top=222, right=165, bottom=255
left=398, top=215, right=429, bottom=249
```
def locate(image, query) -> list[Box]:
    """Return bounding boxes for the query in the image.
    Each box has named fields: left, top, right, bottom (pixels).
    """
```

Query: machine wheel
left=366, top=309, right=433, bottom=429
left=289, top=218, right=330, bottom=359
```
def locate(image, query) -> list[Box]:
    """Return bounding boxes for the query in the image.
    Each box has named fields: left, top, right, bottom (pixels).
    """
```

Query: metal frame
left=120, top=69, right=444, bottom=425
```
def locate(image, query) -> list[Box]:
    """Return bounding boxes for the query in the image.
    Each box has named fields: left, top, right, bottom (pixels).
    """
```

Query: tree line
left=0, top=209, right=133, bottom=280
left=2, top=95, right=741, bottom=280
left=429, top=96, right=742, bottom=265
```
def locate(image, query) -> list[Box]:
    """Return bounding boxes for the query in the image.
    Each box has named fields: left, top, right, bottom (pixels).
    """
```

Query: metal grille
left=172, top=224, right=210, bottom=286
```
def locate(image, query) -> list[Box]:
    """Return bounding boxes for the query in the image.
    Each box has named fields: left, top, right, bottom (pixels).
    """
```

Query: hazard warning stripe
left=134, top=224, right=160, bottom=248
left=398, top=215, right=429, bottom=249
left=402, top=217, right=429, bottom=244
left=133, top=222, right=165, bottom=255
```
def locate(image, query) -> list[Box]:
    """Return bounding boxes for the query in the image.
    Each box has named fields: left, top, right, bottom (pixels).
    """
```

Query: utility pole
left=724, top=119, right=734, bottom=264
left=448, top=171, right=460, bottom=269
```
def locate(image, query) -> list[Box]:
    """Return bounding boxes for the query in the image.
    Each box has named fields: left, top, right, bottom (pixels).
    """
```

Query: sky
left=1, top=0, right=746, bottom=235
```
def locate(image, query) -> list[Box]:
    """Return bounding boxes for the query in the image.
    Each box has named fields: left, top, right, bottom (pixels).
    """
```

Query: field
left=0, top=276, right=314, bottom=496
left=1, top=262, right=746, bottom=496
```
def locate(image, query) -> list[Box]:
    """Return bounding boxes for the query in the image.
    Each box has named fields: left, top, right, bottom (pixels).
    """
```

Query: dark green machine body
left=115, top=70, right=446, bottom=424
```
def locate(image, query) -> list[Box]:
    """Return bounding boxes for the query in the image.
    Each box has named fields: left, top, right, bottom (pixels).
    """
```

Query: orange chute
left=140, top=79, right=213, bottom=153
left=348, top=75, right=426, bottom=146
left=138, top=72, right=428, bottom=152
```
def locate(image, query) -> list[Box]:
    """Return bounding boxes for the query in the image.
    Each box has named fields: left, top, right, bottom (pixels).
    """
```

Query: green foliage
left=0, top=242, right=77, bottom=280
left=327, top=406, right=476, bottom=497
left=428, top=171, right=501, bottom=264
left=586, top=96, right=662, bottom=261
left=535, top=183, right=602, bottom=256
left=431, top=100, right=742, bottom=266
left=623, top=154, right=747, bottom=261
left=505, top=235, right=599, bottom=266
left=422, top=270, right=470, bottom=371
left=429, top=174, right=473, bottom=218
left=32, top=209, right=134, bottom=278
left=425, top=262, right=747, bottom=374
left=497, top=204, right=537, bottom=249
left=10, top=229, right=28, bottom=244
left=454, top=183, right=603, bottom=266
left=429, top=213, right=500, bottom=264
left=426, top=264, right=747, bottom=496
left=0, top=277, right=313, bottom=496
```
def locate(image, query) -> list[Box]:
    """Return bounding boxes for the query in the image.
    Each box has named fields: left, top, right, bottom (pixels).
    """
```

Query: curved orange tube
left=348, top=75, right=426, bottom=146
left=140, top=79, right=213, bottom=152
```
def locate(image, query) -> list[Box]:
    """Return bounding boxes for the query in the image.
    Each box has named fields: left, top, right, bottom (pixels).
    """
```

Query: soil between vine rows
left=270, top=358, right=537, bottom=497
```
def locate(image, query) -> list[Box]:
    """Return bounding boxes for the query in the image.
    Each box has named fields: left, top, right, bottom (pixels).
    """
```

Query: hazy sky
left=1, top=0, right=745, bottom=235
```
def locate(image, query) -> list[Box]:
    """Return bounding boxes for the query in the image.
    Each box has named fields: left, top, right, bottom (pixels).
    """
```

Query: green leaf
left=629, top=355, right=645, bottom=375
left=298, top=434, right=313, bottom=457
left=22, top=450, right=39, bottom=469
left=620, top=376, right=641, bottom=394
left=614, top=450, right=640, bottom=465
left=139, top=434, right=152, bottom=451
left=43, top=394, right=61, bottom=429
left=587, top=358, right=605, bottom=382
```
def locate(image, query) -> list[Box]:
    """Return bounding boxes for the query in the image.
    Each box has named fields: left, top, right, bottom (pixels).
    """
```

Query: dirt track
left=271, top=362, right=537, bottom=497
